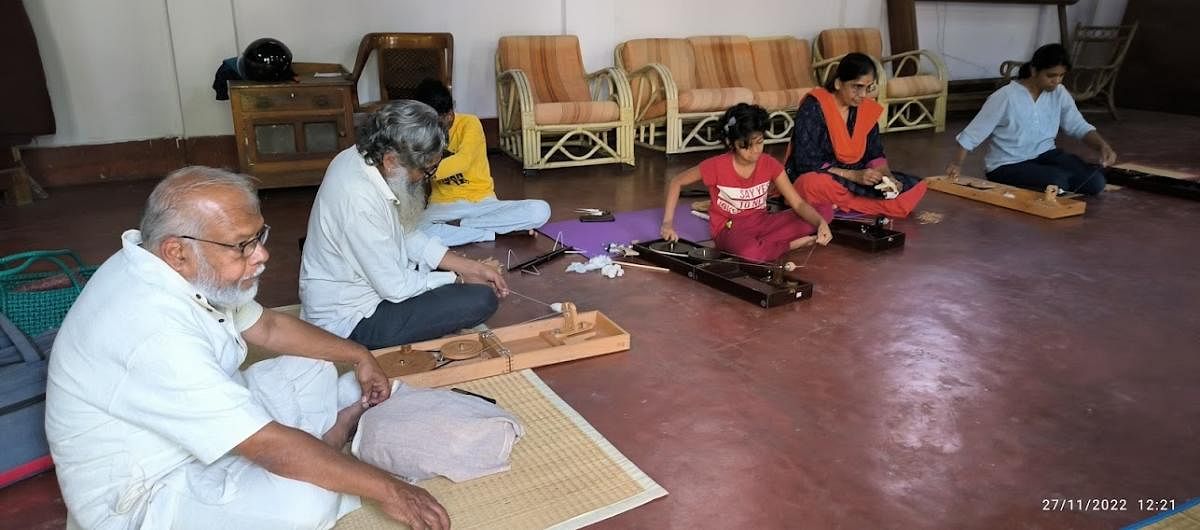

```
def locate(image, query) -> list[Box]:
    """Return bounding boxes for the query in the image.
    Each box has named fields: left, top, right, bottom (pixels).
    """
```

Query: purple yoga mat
left=538, top=204, right=711, bottom=256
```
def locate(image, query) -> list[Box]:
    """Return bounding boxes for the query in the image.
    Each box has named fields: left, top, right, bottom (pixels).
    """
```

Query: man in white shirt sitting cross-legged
left=300, top=100, right=509, bottom=350
left=45, top=167, right=448, bottom=530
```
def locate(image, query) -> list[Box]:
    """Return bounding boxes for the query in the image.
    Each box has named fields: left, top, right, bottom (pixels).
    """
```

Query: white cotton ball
left=550, top=303, right=563, bottom=313
left=875, top=176, right=900, bottom=199
left=600, top=263, right=624, bottom=278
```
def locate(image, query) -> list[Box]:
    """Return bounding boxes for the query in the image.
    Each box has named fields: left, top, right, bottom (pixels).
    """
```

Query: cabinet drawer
left=237, top=87, right=347, bottom=113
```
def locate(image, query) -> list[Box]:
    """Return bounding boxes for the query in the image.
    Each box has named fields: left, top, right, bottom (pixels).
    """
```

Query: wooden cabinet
left=229, top=63, right=356, bottom=188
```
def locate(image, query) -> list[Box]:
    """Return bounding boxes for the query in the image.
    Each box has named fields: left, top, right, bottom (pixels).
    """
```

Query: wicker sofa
left=616, top=35, right=830, bottom=154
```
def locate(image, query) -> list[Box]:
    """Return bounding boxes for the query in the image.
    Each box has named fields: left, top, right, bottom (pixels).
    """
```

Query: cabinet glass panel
left=304, top=122, right=339, bottom=153
left=254, top=124, right=296, bottom=154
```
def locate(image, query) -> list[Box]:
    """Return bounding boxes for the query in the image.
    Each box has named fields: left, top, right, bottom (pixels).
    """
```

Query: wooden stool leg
left=1, top=170, right=30, bottom=206
left=16, top=147, right=48, bottom=200
left=9, top=169, right=32, bottom=205
left=3, top=146, right=42, bottom=206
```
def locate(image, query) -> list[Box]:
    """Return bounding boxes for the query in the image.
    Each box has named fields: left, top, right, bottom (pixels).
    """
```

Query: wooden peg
left=539, top=301, right=595, bottom=346
left=1044, top=185, right=1060, bottom=204
left=557, top=302, right=574, bottom=332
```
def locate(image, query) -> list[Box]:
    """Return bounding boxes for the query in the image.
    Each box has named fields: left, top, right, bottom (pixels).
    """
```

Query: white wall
left=164, top=0, right=239, bottom=140
left=25, top=0, right=184, bottom=146
left=25, top=0, right=1126, bottom=147
left=916, top=0, right=1129, bottom=80
left=231, top=0, right=562, bottom=126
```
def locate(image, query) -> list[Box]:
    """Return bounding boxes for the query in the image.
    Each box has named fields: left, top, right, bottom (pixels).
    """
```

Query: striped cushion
left=818, top=28, right=883, bottom=59
left=644, top=87, right=754, bottom=118
left=497, top=35, right=591, bottom=104
left=751, top=37, right=817, bottom=91
left=619, top=38, right=697, bottom=91
left=688, top=36, right=761, bottom=91
left=885, top=74, right=944, bottom=98
left=533, top=101, right=620, bottom=125
left=753, top=88, right=812, bottom=111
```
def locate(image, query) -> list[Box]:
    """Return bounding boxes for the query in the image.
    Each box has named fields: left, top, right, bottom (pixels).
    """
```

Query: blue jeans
left=419, top=196, right=551, bottom=246
left=986, top=149, right=1107, bottom=195
left=348, top=284, right=498, bottom=349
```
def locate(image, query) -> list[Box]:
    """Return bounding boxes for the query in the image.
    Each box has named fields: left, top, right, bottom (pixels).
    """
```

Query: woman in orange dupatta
left=785, top=53, right=927, bottom=218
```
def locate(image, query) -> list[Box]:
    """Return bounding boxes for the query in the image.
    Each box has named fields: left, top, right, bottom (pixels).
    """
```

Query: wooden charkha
left=631, top=238, right=813, bottom=308
left=829, top=219, right=906, bottom=252
left=1105, top=163, right=1200, bottom=201
left=1112, top=163, right=1198, bottom=181
left=374, top=303, right=629, bottom=388
left=926, top=175, right=1086, bottom=219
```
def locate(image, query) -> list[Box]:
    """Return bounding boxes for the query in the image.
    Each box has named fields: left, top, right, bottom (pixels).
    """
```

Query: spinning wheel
left=441, top=339, right=485, bottom=360
left=648, top=240, right=696, bottom=256
left=687, top=246, right=723, bottom=260
left=377, top=345, right=437, bottom=377
left=927, top=175, right=1086, bottom=219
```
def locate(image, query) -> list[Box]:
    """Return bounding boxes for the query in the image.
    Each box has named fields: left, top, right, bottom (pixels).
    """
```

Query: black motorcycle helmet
left=238, top=38, right=294, bottom=82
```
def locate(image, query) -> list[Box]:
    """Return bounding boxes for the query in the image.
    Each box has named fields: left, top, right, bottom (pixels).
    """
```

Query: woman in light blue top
left=946, top=44, right=1117, bottom=195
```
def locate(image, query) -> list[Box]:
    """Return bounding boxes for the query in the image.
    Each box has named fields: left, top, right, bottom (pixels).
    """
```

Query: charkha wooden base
left=1112, top=163, right=1198, bottom=181
left=374, top=306, right=631, bottom=388
left=1106, top=163, right=1200, bottom=201
left=926, top=175, right=1086, bottom=219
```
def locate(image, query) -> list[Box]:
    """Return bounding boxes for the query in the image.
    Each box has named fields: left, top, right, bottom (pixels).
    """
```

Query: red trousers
left=793, top=171, right=927, bottom=218
left=714, top=204, right=835, bottom=262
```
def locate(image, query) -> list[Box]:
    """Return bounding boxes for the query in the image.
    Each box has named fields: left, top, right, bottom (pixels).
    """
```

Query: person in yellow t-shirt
left=414, top=79, right=551, bottom=246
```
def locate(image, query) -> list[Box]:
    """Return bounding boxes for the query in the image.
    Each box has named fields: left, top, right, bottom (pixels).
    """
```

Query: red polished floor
left=2, top=111, right=1198, bottom=529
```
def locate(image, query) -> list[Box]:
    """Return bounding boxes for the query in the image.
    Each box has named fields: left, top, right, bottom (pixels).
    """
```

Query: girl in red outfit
left=660, top=103, right=833, bottom=263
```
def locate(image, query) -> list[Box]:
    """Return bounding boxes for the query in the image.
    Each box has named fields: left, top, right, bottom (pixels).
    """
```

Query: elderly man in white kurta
left=301, top=100, right=508, bottom=350
left=44, top=167, right=448, bottom=530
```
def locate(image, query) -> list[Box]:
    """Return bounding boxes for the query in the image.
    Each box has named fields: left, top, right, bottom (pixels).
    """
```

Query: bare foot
left=321, top=403, right=369, bottom=449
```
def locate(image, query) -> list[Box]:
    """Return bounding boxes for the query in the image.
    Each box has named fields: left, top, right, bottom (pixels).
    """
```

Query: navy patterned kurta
left=784, top=96, right=919, bottom=199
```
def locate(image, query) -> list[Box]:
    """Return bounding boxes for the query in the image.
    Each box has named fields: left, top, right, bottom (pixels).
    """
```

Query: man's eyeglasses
left=179, top=224, right=270, bottom=258
left=422, top=164, right=439, bottom=180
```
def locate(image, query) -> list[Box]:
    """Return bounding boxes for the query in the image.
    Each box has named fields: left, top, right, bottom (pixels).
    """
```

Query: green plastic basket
left=0, top=250, right=97, bottom=337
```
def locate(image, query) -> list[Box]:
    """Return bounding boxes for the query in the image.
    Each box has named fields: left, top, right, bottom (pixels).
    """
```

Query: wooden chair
left=687, top=36, right=792, bottom=145
left=615, top=38, right=750, bottom=154
left=495, top=35, right=634, bottom=171
left=814, top=27, right=948, bottom=133
left=349, top=33, right=453, bottom=112
left=749, top=36, right=831, bottom=144
left=1000, top=22, right=1139, bottom=120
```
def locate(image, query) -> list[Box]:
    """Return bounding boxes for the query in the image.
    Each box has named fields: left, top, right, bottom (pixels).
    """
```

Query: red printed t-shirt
left=700, top=153, right=783, bottom=237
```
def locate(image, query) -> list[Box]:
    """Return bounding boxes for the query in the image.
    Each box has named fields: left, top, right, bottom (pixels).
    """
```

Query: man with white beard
left=45, top=167, right=449, bottom=530
left=301, top=100, right=508, bottom=349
